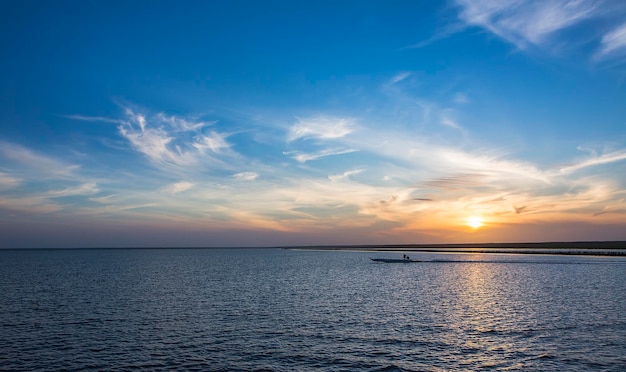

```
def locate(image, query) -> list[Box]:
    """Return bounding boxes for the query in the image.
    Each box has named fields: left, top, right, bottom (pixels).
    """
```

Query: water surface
left=1, top=248, right=625, bottom=370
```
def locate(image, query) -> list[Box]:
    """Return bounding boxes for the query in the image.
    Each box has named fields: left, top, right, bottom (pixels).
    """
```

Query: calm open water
left=1, top=248, right=625, bottom=371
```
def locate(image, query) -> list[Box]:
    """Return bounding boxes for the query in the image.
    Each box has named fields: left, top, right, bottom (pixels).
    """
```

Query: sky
left=1, top=0, right=626, bottom=248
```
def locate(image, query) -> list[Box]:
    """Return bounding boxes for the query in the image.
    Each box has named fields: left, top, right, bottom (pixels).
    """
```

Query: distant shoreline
left=2, top=241, right=625, bottom=256
left=283, top=241, right=626, bottom=256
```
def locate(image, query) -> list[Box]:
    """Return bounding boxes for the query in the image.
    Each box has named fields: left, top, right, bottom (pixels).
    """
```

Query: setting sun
left=467, top=216, right=484, bottom=229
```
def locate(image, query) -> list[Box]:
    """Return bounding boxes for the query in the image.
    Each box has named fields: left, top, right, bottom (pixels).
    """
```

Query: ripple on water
left=0, top=249, right=625, bottom=371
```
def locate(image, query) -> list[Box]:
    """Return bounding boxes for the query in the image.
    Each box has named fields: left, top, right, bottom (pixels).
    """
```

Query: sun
left=466, top=216, right=483, bottom=229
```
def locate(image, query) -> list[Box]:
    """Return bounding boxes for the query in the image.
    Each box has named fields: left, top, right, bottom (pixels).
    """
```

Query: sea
left=1, top=248, right=625, bottom=371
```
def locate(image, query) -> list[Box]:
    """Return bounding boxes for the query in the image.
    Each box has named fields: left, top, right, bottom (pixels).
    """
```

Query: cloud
left=451, top=0, right=626, bottom=68
left=0, top=172, right=21, bottom=190
left=328, top=169, right=363, bottom=182
left=437, top=149, right=550, bottom=183
left=0, top=196, right=62, bottom=214
left=285, top=148, right=358, bottom=163
left=192, top=132, right=231, bottom=154
left=162, top=181, right=194, bottom=194
left=454, top=1, right=626, bottom=66
left=440, top=114, right=462, bottom=129
left=89, top=194, right=120, bottom=204
left=155, top=113, right=216, bottom=132
left=453, top=92, right=469, bottom=104
left=388, top=72, right=412, bottom=85
left=455, top=0, right=599, bottom=50
left=118, top=108, right=233, bottom=169
left=232, top=172, right=258, bottom=181
left=359, top=132, right=550, bottom=184
left=423, top=173, right=485, bottom=190
left=120, top=109, right=181, bottom=165
left=559, top=149, right=626, bottom=174
left=514, top=205, right=528, bottom=214
left=63, top=114, right=126, bottom=125
left=45, top=183, right=99, bottom=198
left=406, top=22, right=468, bottom=49
left=0, top=141, right=79, bottom=177
left=596, top=22, right=626, bottom=59
left=288, top=116, right=354, bottom=141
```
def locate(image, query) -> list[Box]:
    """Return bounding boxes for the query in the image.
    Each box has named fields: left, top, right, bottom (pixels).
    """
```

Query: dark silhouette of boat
left=370, top=258, right=421, bottom=263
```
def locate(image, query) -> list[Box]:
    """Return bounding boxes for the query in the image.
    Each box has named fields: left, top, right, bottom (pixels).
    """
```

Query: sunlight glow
left=467, top=216, right=484, bottom=229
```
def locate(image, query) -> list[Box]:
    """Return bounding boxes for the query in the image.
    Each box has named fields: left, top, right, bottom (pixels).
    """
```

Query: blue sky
left=1, top=0, right=626, bottom=247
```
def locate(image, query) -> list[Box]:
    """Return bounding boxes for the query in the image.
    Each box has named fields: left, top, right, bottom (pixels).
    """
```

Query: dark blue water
left=1, top=249, right=625, bottom=371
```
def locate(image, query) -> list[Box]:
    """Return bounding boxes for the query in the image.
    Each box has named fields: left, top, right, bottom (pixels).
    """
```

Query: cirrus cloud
left=454, top=0, right=626, bottom=65
left=162, top=181, right=194, bottom=194
left=232, top=172, right=259, bottom=181
left=288, top=116, right=355, bottom=141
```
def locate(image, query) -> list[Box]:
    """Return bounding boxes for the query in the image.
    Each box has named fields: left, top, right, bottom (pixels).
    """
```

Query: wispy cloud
left=453, top=0, right=626, bottom=67
left=328, top=169, right=363, bottom=182
left=89, top=194, right=120, bottom=204
left=118, top=107, right=234, bottom=169
left=438, top=148, right=550, bottom=183
left=440, top=113, right=462, bottom=129
left=0, top=196, right=62, bottom=214
left=0, top=142, right=104, bottom=216
left=423, top=173, right=485, bottom=190
left=63, top=114, right=126, bottom=125
left=0, top=172, right=21, bottom=190
left=232, top=172, right=259, bottom=181
left=346, top=125, right=549, bottom=185
left=455, top=0, right=599, bottom=50
left=406, top=22, right=468, bottom=49
left=283, top=116, right=360, bottom=163
left=288, top=116, right=354, bottom=141
left=0, top=182, right=101, bottom=216
left=162, top=181, right=194, bottom=194
left=155, top=113, right=216, bottom=132
left=119, top=109, right=189, bottom=166
left=388, top=72, right=412, bottom=85
left=0, top=141, right=79, bottom=177
left=596, top=22, right=626, bottom=59
left=453, top=92, right=469, bottom=104
left=285, top=148, right=358, bottom=163
left=192, top=131, right=231, bottom=154
left=559, top=149, right=626, bottom=174
left=44, top=183, right=99, bottom=198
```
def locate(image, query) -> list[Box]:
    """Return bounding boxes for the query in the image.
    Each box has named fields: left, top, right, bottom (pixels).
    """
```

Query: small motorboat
left=370, top=258, right=421, bottom=263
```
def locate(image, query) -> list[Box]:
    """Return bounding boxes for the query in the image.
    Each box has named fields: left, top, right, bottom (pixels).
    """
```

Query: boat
left=370, top=258, right=421, bottom=263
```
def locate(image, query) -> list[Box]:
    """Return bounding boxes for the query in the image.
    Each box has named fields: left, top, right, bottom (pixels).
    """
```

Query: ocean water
left=1, top=248, right=625, bottom=371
